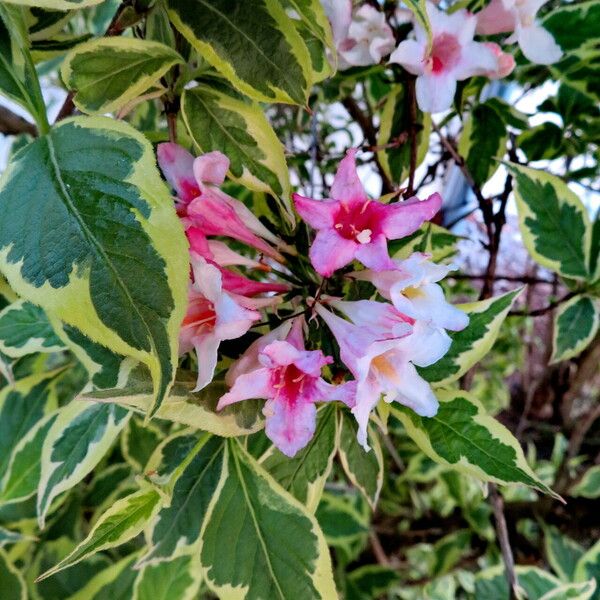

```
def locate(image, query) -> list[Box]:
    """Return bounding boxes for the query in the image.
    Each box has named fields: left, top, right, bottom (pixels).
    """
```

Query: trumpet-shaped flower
left=293, top=149, right=442, bottom=276
left=351, top=253, right=469, bottom=331
left=218, top=318, right=354, bottom=457
left=476, top=0, right=562, bottom=65
left=180, top=257, right=260, bottom=392
left=157, top=143, right=283, bottom=261
left=316, top=301, right=449, bottom=449
left=321, top=0, right=352, bottom=45
left=389, top=2, right=501, bottom=113
left=337, top=5, right=396, bottom=68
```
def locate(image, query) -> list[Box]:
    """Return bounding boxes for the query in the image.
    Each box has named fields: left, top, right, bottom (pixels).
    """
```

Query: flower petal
left=517, top=24, right=562, bottom=65
left=193, top=151, right=229, bottom=186
left=379, top=193, right=442, bottom=239
left=264, top=398, right=317, bottom=457
left=388, top=361, right=439, bottom=417
left=330, top=148, right=368, bottom=204
left=156, top=143, right=200, bottom=203
left=293, top=194, right=338, bottom=229
left=416, top=73, right=457, bottom=113
left=217, top=368, right=271, bottom=409
left=476, top=0, right=516, bottom=35
left=309, top=229, right=358, bottom=276
left=193, top=335, right=221, bottom=391
left=354, top=233, right=395, bottom=271
left=389, top=39, right=426, bottom=75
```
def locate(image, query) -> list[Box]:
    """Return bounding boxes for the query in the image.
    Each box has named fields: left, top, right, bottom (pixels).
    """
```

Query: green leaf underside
left=261, top=404, right=337, bottom=510
left=552, top=295, right=599, bottom=363
left=0, top=117, right=188, bottom=412
left=182, top=86, right=290, bottom=200
left=200, top=440, right=336, bottom=599
left=0, top=300, right=64, bottom=357
left=393, top=390, right=557, bottom=497
left=508, top=163, right=590, bottom=279
left=167, top=0, right=310, bottom=104
left=62, top=38, right=182, bottom=114
left=418, top=288, right=521, bottom=385
left=142, top=436, right=225, bottom=564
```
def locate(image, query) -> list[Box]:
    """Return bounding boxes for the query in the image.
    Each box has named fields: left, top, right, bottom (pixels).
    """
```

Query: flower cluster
left=322, top=0, right=561, bottom=113
left=159, top=145, right=467, bottom=457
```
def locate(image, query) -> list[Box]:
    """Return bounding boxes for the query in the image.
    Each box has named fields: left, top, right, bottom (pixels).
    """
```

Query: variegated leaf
left=338, top=409, right=383, bottom=509
left=392, top=389, right=559, bottom=498
left=167, top=0, right=312, bottom=104
left=570, top=465, right=600, bottom=499
left=507, top=162, right=592, bottom=280
left=61, top=38, right=183, bottom=115
left=0, top=117, right=189, bottom=414
left=0, top=300, right=64, bottom=358
left=37, top=400, right=131, bottom=527
left=574, top=538, right=600, bottom=597
left=544, top=525, right=584, bottom=582
left=199, top=439, right=337, bottom=599
left=0, top=549, right=26, bottom=600
left=551, top=295, right=599, bottom=363
left=181, top=85, right=293, bottom=220
left=475, top=565, right=562, bottom=600
left=133, top=555, right=202, bottom=600
left=419, top=288, right=523, bottom=386
left=261, top=403, right=338, bottom=512
left=38, top=488, right=161, bottom=580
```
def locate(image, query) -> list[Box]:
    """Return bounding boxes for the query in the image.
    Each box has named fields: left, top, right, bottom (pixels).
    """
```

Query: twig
left=452, top=273, right=553, bottom=285
left=489, top=484, right=519, bottom=600
left=509, top=291, right=578, bottom=317
left=341, top=96, right=394, bottom=194
left=0, top=106, right=38, bottom=137
left=405, top=76, right=418, bottom=197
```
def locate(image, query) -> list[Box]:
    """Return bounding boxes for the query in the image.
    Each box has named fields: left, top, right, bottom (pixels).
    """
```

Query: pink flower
left=321, top=0, right=352, bottom=46
left=481, top=42, right=516, bottom=79
left=218, top=318, right=354, bottom=457
left=476, top=0, right=562, bottom=65
left=180, top=257, right=260, bottom=392
left=337, top=5, right=396, bottom=68
left=157, top=143, right=283, bottom=261
left=316, top=301, right=449, bottom=449
left=187, top=228, right=289, bottom=298
left=350, top=253, right=469, bottom=331
left=389, top=2, right=500, bottom=113
left=293, top=149, right=442, bottom=276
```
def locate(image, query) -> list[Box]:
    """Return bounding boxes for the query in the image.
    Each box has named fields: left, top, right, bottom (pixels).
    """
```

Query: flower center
left=272, top=363, right=308, bottom=404
left=371, top=354, right=401, bottom=385
left=428, top=33, right=461, bottom=74
left=182, top=297, right=216, bottom=332
left=334, top=200, right=378, bottom=242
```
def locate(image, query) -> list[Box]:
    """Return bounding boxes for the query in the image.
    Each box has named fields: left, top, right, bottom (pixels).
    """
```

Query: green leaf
left=390, top=223, right=460, bottom=262
left=0, top=117, right=189, bottom=413
left=551, top=295, right=599, bottom=363
left=506, top=162, right=592, bottom=280
left=37, top=400, right=131, bottom=528
left=61, top=38, right=183, bottom=114
left=392, top=389, right=559, bottom=498
left=346, top=565, right=399, bottom=600
left=458, top=101, right=507, bottom=186
left=590, top=210, right=600, bottom=281
left=544, top=525, right=585, bottom=582
left=133, top=555, right=202, bottom=600
left=338, top=409, right=383, bottom=509
left=570, top=465, right=600, bottom=499
left=9, top=0, right=103, bottom=9
left=550, top=41, right=600, bottom=104
left=0, top=525, right=35, bottom=547
left=315, top=491, right=369, bottom=547
left=140, top=436, right=225, bottom=565
left=574, top=538, right=600, bottom=599
left=475, top=565, right=562, bottom=600
left=199, top=439, right=337, bottom=599
left=38, top=488, right=161, bottom=580
left=0, top=299, right=64, bottom=358
left=543, top=1, right=600, bottom=54
left=377, top=86, right=431, bottom=185
left=64, top=553, right=139, bottom=600
left=84, top=375, right=264, bottom=437
left=167, top=0, right=312, bottom=105
left=404, top=0, right=432, bottom=47
left=0, top=413, right=56, bottom=505
left=518, top=122, right=565, bottom=161
left=419, top=288, right=523, bottom=386
left=0, top=4, right=48, bottom=132
left=121, top=416, right=162, bottom=472
left=539, top=580, right=597, bottom=600
left=181, top=85, right=293, bottom=220
left=0, top=549, right=26, bottom=600
left=261, top=404, right=338, bottom=512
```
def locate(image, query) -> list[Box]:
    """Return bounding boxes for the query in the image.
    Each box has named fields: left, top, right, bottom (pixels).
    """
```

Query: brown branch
left=490, top=484, right=520, bottom=600
left=509, top=291, right=578, bottom=317
left=405, top=76, right=418, bottom=197
left=0, top=106, right=37, bottom=137
left=341, top=96, right=394, bottom=194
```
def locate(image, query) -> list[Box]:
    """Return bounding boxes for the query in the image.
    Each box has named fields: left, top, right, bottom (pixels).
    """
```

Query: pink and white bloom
left=389, top=2, right=500, bottom=113
left=180, top=257, right=260, bottom=392
left=316, top=301, right=449, bottom=449
left=337, top=5, right=396, bottom=68
left=476, top=0, right=562, bottom=65
left=293, top=149, right=442, bottom=276
left=321, top=0, right=352, bottom=46
left=157, top=143, right=283, bottom=261
left=351, top=253, right=469, bottom=331
left=218, top=318, right=354, bottom=457
left=480, top=42, right=516, bottom=79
